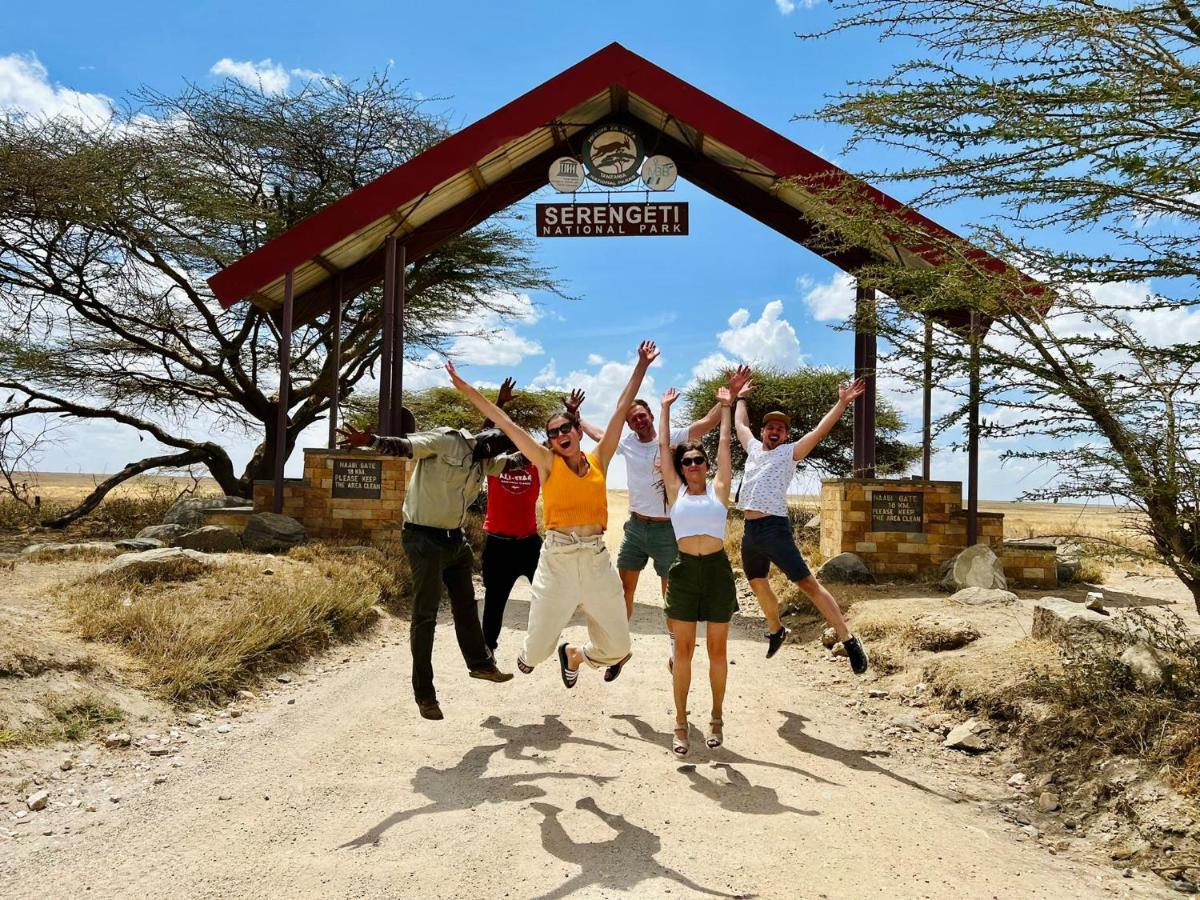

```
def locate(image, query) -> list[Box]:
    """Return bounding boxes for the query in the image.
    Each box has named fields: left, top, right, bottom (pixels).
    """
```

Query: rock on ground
left=940, top=545, right=1008, bottom=592
left=817, top=552, right=875, bottom=584
left=115, top=538, right=165, bottom=552
left=162, top=496, right=250, bottom=527
left=26, top=790, right=49, bottom=811
left=241, top=513, right=307, bottom=553
left=908, top=613, right=981, bottom=651
left=943, top=718, right=991, bottom=752
left=1031, top=597, right=1140, bottom=648
left=174, top=526, right=242, bottom=553
left=136, top=523, right=192, bottom=544
left=1120, top=642, right=1171, bottom=689
left=21, top=541, right=121, bottom=559
left=949, top=586, right=1019, bottom=607
left=99, top=547, right=215, bottom=582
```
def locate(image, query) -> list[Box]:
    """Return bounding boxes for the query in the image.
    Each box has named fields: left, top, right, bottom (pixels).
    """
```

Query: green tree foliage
left=346, top=386, right=567, bottom=434
left=0, top=73, right=559, bottom=524
left=685, top=367, right=919, bottom=477
left=799, top=1, right=1200, bottom=607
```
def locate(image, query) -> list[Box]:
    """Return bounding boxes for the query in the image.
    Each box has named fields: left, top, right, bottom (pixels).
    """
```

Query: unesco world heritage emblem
left=582, top=124, right=645, bottom=187
left=548, top=156, right=585, bottom=193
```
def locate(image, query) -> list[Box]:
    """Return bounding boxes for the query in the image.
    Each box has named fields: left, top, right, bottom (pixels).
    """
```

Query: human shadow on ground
left=339, top=743, right=613, bottom=848
left=481, top=715, right=627, bottom=761
left=776, top=710, right=952, bottom=801
left=529, top=797, right=750, bottom=900
left=677, top=763, right=819, bottom=817
left=611, top=714, right=839, bottom=786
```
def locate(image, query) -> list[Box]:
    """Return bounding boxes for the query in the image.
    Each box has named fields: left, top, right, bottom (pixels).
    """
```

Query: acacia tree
left=800, top=1, right=1200, bottom=607
left=0, top=74, right=558, bottom=524
left=686, top=367, right=919, bottom=477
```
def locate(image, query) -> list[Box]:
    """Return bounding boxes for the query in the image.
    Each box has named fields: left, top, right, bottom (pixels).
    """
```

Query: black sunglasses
left=547, top=422, right=576, bottom=438
left=680, top=455, right=708, bottom=467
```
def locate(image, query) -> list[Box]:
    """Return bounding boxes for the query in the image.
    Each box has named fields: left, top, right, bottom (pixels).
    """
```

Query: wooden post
left=273, top=270, right=294, bottom=515
left=967, top=308, right=981, bottom=545
left=853, top=285, right=877, bottom=478
left=389, top=244, right=406, bottom=435
left=922, top=317, right=933, bottom=480
left=327, top=272, right=343, bottom=450
left=378, top=236, right=397, bottom=432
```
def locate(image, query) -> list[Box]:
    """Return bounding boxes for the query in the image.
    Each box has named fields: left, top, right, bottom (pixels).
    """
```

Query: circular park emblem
left=548, top=156, right=585, bottom=193
left=640, top=155, right=678, bottom=191
left=582, top=124, right=645, bottom=188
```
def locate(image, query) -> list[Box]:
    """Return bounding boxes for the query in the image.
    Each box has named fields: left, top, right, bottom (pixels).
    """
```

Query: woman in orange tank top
left=447, top=341, right=659, bottom=688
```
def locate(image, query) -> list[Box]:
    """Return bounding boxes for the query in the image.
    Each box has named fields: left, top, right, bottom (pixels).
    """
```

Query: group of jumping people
left=337, top=340, right=869, bottom=757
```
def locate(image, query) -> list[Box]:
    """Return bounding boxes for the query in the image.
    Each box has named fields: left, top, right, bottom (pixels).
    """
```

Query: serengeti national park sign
left=536, top=202, right=689, bottom=237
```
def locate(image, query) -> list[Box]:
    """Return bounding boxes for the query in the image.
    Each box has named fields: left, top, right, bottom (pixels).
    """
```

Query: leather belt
left=629, top=512, right=671, bottom=523
left=485, top=532, right=538, bottom=541
left=403, top=522, right=464, bottom=540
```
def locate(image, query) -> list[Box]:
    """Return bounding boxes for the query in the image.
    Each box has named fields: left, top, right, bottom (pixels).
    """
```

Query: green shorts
left=664, top=549, right=739, bottom=623
left=616, top=516, right=679, bottom=578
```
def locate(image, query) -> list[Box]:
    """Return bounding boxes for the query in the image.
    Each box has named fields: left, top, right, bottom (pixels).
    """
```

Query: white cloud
left=717, top=300, right=804, bottom=369
left=210, top=58, right=293, bottom=95
left=690, top=351, right=738, bottom=385
left=799, top=271, right=856, bottom=322
left=775, top=0, right=819, bottom=13
left=586, top=353, right=605, bottom=366
left=0, top=53, right=113, bottom=124
left=444, top=291, right=543, bottom=367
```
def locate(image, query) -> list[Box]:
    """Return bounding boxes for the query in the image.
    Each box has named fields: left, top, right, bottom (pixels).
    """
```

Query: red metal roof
left=208, top=42, right=1030, bottom=326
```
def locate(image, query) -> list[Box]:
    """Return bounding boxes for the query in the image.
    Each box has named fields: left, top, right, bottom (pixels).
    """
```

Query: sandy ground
left=0, top=495, right=1182, bottom=899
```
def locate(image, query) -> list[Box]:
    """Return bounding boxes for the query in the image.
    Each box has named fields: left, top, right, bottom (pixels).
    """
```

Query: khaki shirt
left=400, top=428, right=507, bottom=529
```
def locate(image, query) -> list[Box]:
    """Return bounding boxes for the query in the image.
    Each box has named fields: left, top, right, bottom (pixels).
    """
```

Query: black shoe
left=469, top=667, right=514, bottom=683
left=416, top=699, right=444, bottom=720
left=843, top=635, right=870, bottom=675
left=766, top=626, right=790, bottom=659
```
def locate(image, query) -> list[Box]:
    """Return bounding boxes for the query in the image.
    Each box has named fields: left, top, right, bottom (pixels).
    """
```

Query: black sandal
left=516, top=656, right=533, bottom=675
left=557, top=643, right=578, bottom=689
left=603, top=652, right=633, bottom=683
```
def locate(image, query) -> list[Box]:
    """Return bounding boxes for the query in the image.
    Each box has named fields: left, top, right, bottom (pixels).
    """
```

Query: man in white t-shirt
left=579, top=365, right=750, bottom=679
left=734, top=378, right=871, bottom=674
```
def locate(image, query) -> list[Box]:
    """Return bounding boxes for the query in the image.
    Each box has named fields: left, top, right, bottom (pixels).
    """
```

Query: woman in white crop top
left=658, top=375, right=741, bottom=757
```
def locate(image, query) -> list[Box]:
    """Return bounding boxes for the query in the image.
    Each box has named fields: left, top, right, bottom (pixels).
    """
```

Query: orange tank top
left=542, top=452, right=608, bottom=531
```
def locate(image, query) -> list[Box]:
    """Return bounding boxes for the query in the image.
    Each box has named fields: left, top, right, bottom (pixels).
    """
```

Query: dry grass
left=58, top=548, right=386, bottom=703
left=0, top=693, right=125, bottom=749
left=922, top=639, right=1058, bottom=721
left=853, top=602, right=981, bottom=652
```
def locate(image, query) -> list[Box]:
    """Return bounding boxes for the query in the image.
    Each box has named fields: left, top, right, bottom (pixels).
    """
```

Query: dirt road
left=0, top=502, right=1175, bottom=899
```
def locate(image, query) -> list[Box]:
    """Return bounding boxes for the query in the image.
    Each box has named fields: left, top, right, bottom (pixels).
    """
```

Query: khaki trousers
left=521, top=532, right=631, bottom=669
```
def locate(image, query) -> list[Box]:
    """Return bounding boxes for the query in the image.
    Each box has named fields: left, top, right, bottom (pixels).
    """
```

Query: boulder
left=136, top=523, right=192, bottom=544
left=99, top=547, right=214, bottom=582
left=21, top=541, right=121, bottom=559
left=943, top=718, right=991, bottom=752
left=1120, top=642, right=1171, bottom=690
left=115, top=538, right=164, bottom=552
left=241, top=513, right=307, bottom=553
left=816, top=552, right=875, bottom=584
left=1031, top=597, right=1141, bottom=648
left=162, top=496, right=250, bottom=527
left=949, top=586, right=1019, bottom=606
left=175, top=526, right=241, bottom=553
left=940, top=545, right=1007, bottom=591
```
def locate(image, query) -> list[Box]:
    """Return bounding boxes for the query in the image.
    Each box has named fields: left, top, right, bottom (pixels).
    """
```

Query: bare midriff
left=676, top=533, right=725, bottom=555
left=742, top=509, right=770, bottom=521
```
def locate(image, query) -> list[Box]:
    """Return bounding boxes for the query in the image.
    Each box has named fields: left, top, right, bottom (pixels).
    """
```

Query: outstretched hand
left=637, top=340, right=660, bottom=367
left=445, top=360, right=469, bottom=392
left=661, top=387, right=680, bottom=407
left=839, top=378, right=868, bottom=405
left=717, top=386, right=732, bottom=406
left=563, top=388, right=585, bottom=417
left=496, top=377, right=517, bottom=408
left=335, top=425, right=374, bottom=449
left=727, top=364, right=751, bottom=398
left=737, top=378, right=755, bottom=399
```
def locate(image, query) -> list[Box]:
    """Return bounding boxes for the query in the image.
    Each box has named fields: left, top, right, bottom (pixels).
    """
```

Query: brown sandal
left=672, top=717, right=690, bottom=757
left=706, top=718, right=724, bottom=749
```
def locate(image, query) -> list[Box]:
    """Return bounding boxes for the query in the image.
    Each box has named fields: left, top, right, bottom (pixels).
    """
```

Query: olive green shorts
left=664, top=549, right=738, bottom=623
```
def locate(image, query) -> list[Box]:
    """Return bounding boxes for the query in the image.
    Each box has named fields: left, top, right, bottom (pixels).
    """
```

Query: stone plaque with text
left=332, top=458, right=383, bottom=499
left=871, top=491, right=923, bottom=533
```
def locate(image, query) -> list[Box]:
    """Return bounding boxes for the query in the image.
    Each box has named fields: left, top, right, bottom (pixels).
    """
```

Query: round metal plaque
left=582, top=124, right=645, bottom=187
left=548, top=157, right=585, bottom=193
left=641, top=155, right=678, bottom=191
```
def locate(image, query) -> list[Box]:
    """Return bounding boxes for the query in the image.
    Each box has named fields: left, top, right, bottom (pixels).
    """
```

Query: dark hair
left=672, top=440, right=709, bottom=480
left=628, top=399, right=652, bottom=415
left=545, top=411, right=580, bottom=433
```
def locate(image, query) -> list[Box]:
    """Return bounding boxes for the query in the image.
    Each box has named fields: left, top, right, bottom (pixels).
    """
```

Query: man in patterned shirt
left=734, top=377, right=870, bottom=673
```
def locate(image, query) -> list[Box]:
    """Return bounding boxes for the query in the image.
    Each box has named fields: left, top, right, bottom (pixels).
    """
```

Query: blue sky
left=5, top=0, right=1049, bottom=498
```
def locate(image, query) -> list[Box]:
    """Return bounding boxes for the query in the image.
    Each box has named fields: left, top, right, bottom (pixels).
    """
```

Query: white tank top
left=669, top=483, right=728, bottom=540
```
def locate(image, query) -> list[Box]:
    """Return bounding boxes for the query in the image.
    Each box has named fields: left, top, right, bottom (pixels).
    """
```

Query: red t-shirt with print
left=484, top=462, right=540, bottom=538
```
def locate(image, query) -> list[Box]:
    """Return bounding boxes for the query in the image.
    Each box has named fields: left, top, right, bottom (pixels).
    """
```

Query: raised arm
left=595, top=341, right=659, bottom=470
left=482, top=376, right=516, bottom=429
left=659, top=388, right=683, bottom=502
left=564, top=389, right=605, bottom=443
left=733, top=378, right=755, bottom=451
left=686, top=364, right=751, bottom=441
left=446, top=361, right=553, bottom=477
left=713, top=387, right=734, bottom=506
left=793, top=378, right=867, bottom=462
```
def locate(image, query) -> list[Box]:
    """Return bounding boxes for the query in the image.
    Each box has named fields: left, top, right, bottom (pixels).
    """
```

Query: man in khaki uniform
left=338, top=423, right=516, bottom=720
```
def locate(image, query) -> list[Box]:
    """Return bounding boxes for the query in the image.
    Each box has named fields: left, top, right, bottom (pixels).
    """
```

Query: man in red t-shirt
left=479, top=379, right=547, bottom=652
